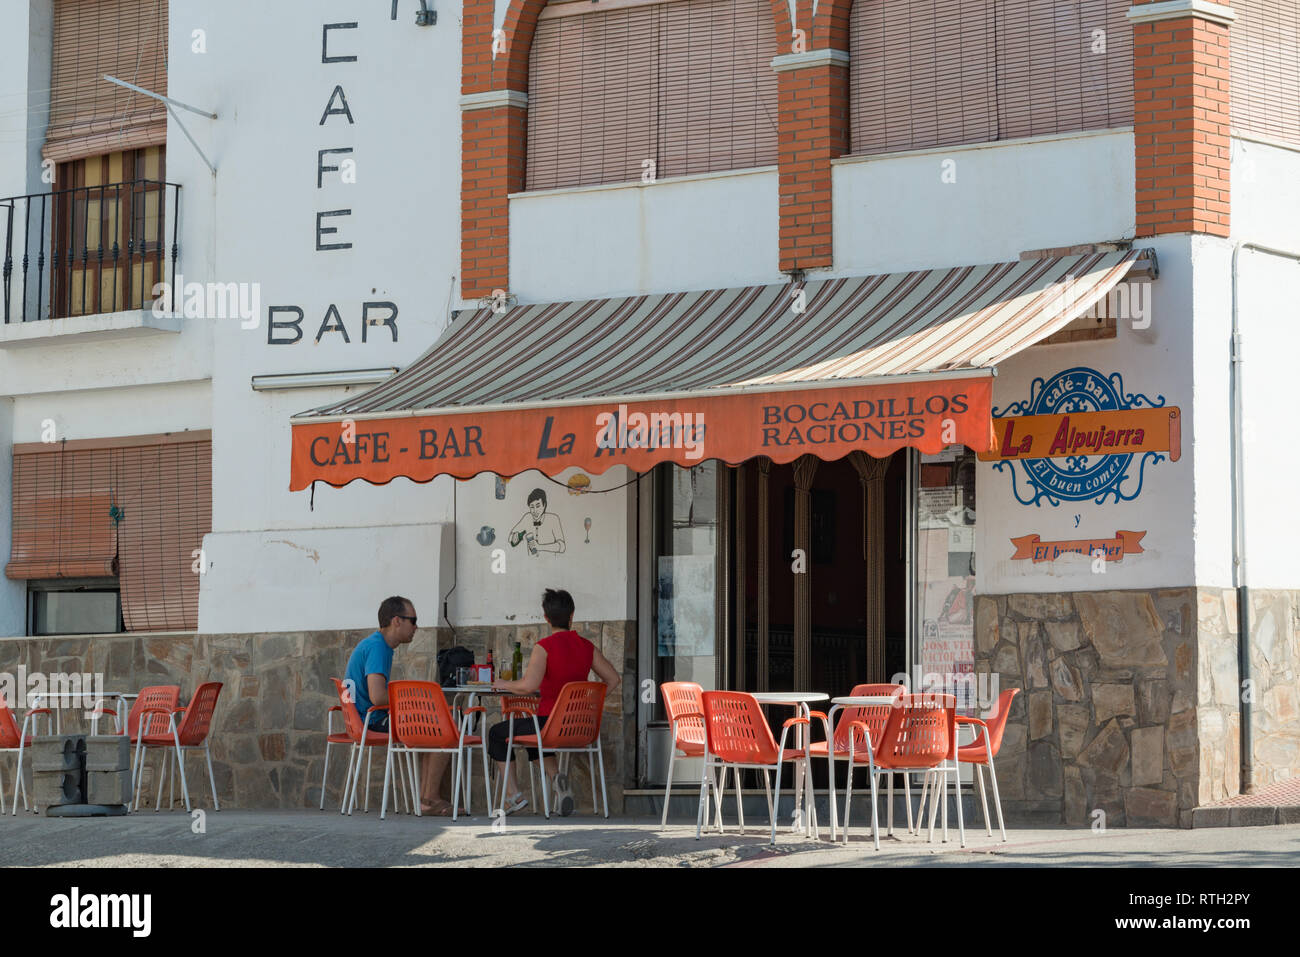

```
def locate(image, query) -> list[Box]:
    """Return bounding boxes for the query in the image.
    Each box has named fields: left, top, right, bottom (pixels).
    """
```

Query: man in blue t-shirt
left=343, top=596, right=452, bottom=814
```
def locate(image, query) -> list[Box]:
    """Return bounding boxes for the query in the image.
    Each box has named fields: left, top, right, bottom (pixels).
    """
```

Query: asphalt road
left=2, top=809, right=1298, bottom=867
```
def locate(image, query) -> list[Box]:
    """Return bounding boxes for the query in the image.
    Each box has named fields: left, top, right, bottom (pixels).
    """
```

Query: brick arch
left=769, top=0, right=795, bottom=48
left=494, top=0, right=549, bottom=91
left=461, top=0, right=546, bottom=95
left=811, top=0, right=854, bottom=52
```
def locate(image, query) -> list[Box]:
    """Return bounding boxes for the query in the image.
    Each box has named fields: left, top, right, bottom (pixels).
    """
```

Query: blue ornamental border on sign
left=991, top=367, right=1168, bottom=507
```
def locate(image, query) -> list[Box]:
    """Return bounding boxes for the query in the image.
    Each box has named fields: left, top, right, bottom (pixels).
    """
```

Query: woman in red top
left=490, top=588, right=620, bottom=815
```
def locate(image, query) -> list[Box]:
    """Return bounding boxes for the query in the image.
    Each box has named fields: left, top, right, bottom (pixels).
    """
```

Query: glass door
left=641, top=462, right=721, bottom=785
left=914, top=446, right=978, bottom=711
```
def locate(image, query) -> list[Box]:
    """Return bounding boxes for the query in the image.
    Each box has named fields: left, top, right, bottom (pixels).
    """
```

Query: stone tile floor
left=1205, top=778, right=1300, bottom=807
left=1191, top=778, right=1300, bottom=827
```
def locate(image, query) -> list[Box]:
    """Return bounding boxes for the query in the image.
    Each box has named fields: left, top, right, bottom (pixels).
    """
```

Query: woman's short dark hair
left=542, top=588, right=575, bottom=628
left=378, top=595, right=412, bottom=628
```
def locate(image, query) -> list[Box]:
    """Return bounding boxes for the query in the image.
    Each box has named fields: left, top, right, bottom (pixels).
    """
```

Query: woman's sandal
left=420, top=800, right=454, bottom=817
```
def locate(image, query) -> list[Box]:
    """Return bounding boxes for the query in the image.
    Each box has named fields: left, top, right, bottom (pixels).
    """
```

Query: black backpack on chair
left=436, top=646, right=475, bottom=687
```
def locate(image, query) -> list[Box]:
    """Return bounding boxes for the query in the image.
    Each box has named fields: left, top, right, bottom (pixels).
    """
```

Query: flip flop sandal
left=503, top=792, right=529, bottom=815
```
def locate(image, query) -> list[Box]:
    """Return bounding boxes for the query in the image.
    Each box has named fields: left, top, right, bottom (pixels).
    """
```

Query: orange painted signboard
left=1010, top=530, right=1147, bottom=563
left=977, top=408, right=1181, bottom=462
left=290, top=377, right=995, bottom=489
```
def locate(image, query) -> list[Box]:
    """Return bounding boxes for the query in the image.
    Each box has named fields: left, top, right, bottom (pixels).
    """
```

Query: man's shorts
left=362, top=710, right=390, bottom=734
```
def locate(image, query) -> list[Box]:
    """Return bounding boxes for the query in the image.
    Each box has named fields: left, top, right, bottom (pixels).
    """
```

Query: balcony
left=1, top=180, right=181, bottom=330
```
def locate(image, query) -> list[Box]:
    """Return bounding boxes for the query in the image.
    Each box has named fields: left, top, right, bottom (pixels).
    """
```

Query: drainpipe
left=1229, top=241, right=1300, bottom=795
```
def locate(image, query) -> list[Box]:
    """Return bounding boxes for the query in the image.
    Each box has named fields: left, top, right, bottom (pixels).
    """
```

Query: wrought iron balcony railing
left=1, top=179, right=181, bottom=323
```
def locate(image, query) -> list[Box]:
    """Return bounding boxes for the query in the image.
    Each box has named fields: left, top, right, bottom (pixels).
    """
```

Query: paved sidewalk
left=2, top=810, right=1298, bottom=867
left=1192, top=778, right=1300, bottom=828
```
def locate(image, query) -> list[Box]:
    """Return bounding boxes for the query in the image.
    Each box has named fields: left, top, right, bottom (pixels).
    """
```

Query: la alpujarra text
left=999, top=415, right=1146, bottom=459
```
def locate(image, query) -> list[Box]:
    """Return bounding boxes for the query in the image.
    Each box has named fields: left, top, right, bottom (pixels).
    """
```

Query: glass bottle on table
left=512, top=642, right=523, bottom=684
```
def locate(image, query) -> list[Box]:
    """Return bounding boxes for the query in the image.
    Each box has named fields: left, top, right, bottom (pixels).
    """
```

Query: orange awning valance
left=290, top=249, right=1153, bottom=490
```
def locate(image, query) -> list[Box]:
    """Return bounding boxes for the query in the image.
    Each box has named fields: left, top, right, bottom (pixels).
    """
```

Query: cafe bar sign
left=289, top=377, right=996, bottom=488
left=980, top=367, right=1181, bottom=507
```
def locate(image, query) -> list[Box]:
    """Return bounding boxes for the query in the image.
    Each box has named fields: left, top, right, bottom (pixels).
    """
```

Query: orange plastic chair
left=382, top=681, right=488, bottom=821
left=503, top=681, right=609, bottom=818
left=103, top=685, right=180, bottom=805
left=846, top=693, right=960, bottom=850
left=659, top=681, right=725, bottom=827
left=696, top=691, right=811, bottom=845
left=320, top=700, right=354, bottom=810
left=2, top=691, right=51, bottom=815
left=497, top=694, right=541, bottom=811
left=101, top=685, right=181, bottom=740
left=811, top=683, right=905, bottom=838
left=955, top=687, right=1021, bottom=841
left=328, top=677, right=412, bottom=816
left=132, top=682, right=224, bottom=813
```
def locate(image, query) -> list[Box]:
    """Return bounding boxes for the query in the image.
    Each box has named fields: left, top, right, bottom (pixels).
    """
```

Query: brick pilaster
left=1130, top=0, right=1235, bottom=238
left=459, top=0, right=540, bottom=300
left=461, top=100, right=526, bottom=300
left=776, top=56, right=850, bottom=273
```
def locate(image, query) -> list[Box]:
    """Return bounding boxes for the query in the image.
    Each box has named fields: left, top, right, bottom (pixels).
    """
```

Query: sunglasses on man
left=395, top=614, right=417, bottom=626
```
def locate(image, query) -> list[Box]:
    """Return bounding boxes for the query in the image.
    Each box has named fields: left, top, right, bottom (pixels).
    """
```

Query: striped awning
left=290, top=249, right=1153, bottom=489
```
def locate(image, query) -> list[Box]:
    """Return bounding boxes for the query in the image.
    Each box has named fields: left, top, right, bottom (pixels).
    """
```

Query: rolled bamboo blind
left=1232, top=0, right=1300, bottom=146
left=44, top=0, right=169, bottom=164
left=527, top=0, right=778, bottom=190
left=850, top=0, right=1133, bottom=156
left=7, top=432, right=211, bottom=632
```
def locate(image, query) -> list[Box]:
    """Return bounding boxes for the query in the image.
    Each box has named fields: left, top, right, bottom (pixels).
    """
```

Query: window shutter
left=114, top=437, right=211, bottom=633
left=6, top=432, right=211, bottom=632
left=44, top=0, right=169, bottom=164
left=657, top=0, right=779, bottom=179
left=6, top=447, right=118, bottom=580
left=1232, top=0, right=1300, bottom=146
left=526, top=0, right=777, bottom=191
left=850, top=0, right=1132, bottom=156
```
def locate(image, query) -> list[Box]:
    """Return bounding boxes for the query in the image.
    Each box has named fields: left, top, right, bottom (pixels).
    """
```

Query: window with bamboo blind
left=526, top=0, right=779, bottom=191
left=6, top=433, right=211, bottom=633
left=850, top=0, right=1134, bottom=156
left=1232, top=0, right=1300, bottom=146
left=44, top=0, right=169, bottom=164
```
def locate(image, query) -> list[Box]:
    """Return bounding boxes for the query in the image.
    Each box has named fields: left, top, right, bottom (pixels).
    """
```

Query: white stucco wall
left=0, top=399, right=20, bottom=634
left=449, top=466, right=638, bottom=626
left=508, top=168, right=782, bottom=301
left=978, top=235, right=1196, bottom=595
left=0, top=0, right=51, bottom=198
left=164, top=0, right=466, bottom=631
left=198, top=520, right=453, bottom=633
left=1230, top=136, right=1300, bottom=590
left=0, top=0, right=52, bottom=323
left=8, top=380, right=211, bottom=443
left=831, top=129, right=1137, bottom=276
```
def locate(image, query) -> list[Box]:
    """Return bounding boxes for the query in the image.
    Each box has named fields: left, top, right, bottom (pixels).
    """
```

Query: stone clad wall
left=974, top=588, right=1207, bottom=827
left=1194, top=588, right=1300, bottom=791
left=0, top=620, right=635, bottom=811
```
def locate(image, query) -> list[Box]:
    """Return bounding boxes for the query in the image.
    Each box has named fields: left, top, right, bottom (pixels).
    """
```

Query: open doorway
left=730, top=453, right=908, bottom=785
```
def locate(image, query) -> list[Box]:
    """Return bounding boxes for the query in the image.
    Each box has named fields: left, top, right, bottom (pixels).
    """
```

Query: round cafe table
left=826, top=695, right=903, bottom=835
left=27, top=691, right=137, bottom=735
left=749, top=692, right=830, bottom=838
